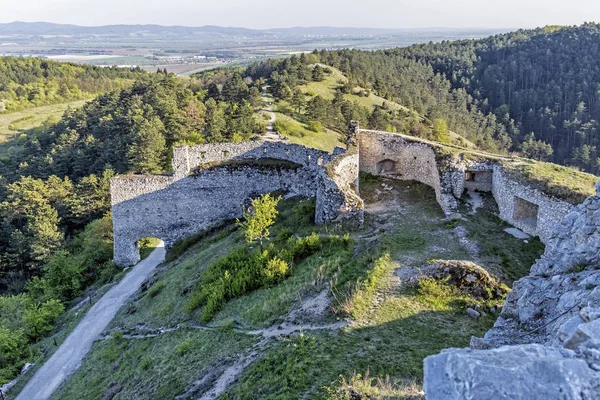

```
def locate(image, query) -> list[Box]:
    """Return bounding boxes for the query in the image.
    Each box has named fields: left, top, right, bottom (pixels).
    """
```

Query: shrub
left=307, top=120, right=323, bottom=133
left=139, top=356, right=152, bottom=371
left=24, top=299, right=64, bottom=340
left=112, top=331, right=124, bottom=342
left=147, top=282, right=166, bottom=298
left=0, top=326, right=27, bottom=385
left=175, top=339, right=194, bottom=356
left=263, top=257, right=289, bottom=283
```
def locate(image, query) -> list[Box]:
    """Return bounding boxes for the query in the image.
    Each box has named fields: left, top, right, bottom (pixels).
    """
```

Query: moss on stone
left=499, top=161, right=598, bottom=204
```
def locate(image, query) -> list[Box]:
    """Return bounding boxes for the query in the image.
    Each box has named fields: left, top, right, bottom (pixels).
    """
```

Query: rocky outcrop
left=424, top=181, right=600, bottom=399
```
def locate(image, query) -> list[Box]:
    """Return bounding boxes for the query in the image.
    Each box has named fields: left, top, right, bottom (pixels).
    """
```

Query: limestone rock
left=424, top=182, right=600, bottom=398
left=424, top=344, right=600, bottom=400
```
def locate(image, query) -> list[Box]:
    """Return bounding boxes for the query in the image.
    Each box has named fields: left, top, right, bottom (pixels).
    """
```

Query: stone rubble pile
left=424, top=181, right=600, bottom=399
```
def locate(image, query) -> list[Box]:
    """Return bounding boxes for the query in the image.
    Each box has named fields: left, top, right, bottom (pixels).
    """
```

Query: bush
left=112, top=331, right=124, bottom=342
left=147, top=282, right=166, bottom=298
left=24, top=299, right=64, bottom=340
left=0, top=326, right=27, bottom=384
left=263, top=258, right=289, bottom=282
left=175, top=339, right=194, bottom=356
left=139, top=356, right=152, bottom=370
left=307, top=120, right=323, bottom=133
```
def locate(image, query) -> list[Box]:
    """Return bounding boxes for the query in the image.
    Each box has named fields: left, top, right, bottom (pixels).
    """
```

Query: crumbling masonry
left=111, top=123, right=600, bottom=399
left=112, top=125, right=579, bottom=266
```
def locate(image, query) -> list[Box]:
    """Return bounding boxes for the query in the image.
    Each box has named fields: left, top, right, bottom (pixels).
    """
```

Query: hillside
left=0, top=57, right=143, bottom=113
left=296, top=64, right=478, bottom=149
left=1, top=28, right=600, bottom=399
left=0, top=69, right=270, bottom=389
left=45, top=176, right=544, bottom=399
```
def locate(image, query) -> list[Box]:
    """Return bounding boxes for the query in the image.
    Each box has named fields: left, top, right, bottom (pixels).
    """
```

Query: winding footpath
left=261, top=86, right=279, bottom=141
left=15, top=243, right=166, bottom=400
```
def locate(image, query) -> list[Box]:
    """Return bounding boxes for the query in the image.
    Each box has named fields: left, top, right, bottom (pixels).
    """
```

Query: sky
left=0, top=0, right=598, bottom=29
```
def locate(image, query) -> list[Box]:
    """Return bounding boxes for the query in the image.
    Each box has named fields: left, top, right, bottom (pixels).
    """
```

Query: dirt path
left=14, top=243, right=166, bottom=400
left=261, top=86, right=280, bottom=142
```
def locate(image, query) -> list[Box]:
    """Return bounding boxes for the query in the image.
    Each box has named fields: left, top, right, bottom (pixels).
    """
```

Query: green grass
left=45, top=179, right=544, bottom=400
left=273, top=112, right=344, bottom=152
left=300, top=64, right=407, bottom=112
left=52, top=328, right=257, bottom=400
left=139, top=237, right=162, bottom=260
left=459, top=206, right=545, bottom=282
left=501, top=160, right=598, bottom=204
left=0, top=100, right=89, bottom=140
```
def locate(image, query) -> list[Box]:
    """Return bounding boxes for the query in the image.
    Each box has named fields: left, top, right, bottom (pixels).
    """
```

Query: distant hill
left=0, top=21, right=265, bottom=37
left=0, top=21, right=505, bottom=39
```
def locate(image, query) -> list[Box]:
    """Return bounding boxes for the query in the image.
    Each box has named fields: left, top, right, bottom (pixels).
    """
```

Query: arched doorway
left=376, top=159, right=397, bottom=174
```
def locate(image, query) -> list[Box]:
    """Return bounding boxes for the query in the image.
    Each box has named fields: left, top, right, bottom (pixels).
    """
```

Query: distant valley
left=0, top=21, right=506, bottom=74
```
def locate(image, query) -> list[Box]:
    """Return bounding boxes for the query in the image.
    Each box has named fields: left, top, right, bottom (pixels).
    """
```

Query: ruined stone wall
left=424, top=182, right=600, bottom=400
left=358, top=130, right=457, bottom=214
left=174, top=142, right=338, bottom=178
left=316, top=149, right=364, bottom=226
left=112, top=142, right=358, bottom=266
left=492, top=165, right=574, bottom=243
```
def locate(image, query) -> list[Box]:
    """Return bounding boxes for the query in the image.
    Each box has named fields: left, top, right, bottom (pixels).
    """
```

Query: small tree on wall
left=238, top=194, right=281, bottom=251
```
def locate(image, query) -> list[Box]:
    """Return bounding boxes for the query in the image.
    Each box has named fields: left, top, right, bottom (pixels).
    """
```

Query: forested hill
left=393, top=23, right=600, bottom=173
left=244, top=24, right=600, bottom=173
left=0, top=57, right=143, bottom=112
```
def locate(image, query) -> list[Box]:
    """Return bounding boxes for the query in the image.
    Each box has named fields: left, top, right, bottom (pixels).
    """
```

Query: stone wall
left=316, top=149, right=364, bottom=226
left=111, top=141, right=359, bottom=266
left=492, top=165, right=574, bottom=243
left=424, top=182, right=600, bottom=400
left=359, top=130, right=457, bottom=214
left=358, top=129, right=576, bottom=244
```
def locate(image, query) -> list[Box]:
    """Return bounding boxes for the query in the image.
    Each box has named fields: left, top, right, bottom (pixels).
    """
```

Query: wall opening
left=138, top=237, right=162, bottom=261
left=376, top=159, right=397, bottom=174
left=513, top=197, right=539, bottom=229
left=465, top=170, right=493, bottom=192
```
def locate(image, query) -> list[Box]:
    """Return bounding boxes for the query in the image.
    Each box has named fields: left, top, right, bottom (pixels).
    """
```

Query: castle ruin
left=111, top=125, right=577, bottom=267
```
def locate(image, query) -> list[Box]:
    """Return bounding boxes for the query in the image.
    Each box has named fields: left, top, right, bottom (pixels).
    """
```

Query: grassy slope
left=0, top=100, right=89, bottom=141
left=501, top=160, right=598, bottom=204
left=302, top=64, right=407, bottom=112
left=50, top=177, right=543, bottom=400
left=301, top=64, right=477, bottom=149
left=273, top=111, right=344, bottom=152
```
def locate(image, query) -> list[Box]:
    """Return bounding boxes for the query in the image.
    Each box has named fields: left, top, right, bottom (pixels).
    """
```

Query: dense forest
left=0, top=69, right=266, bottom=383
left=393, top=23, right=600, bottom=172
left=0, top=57, right=144, bottom=112
left=244, top=50, right=513, bottom=153
left=244, top=23, right=600, bottom=173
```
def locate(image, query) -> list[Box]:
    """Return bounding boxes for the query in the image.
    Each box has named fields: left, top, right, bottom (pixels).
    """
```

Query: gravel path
left=15, top=243, right=166, bottom=400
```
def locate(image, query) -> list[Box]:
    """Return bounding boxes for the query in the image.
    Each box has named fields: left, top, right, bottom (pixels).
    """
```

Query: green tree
left=0, top=326, right=27, bottom=384
left=23, top=299, right=64, bottom=340
left=0, top=177, right=62, bottom=271
left=40, top=251, right=82, bottom=302
left=205, top=98, right=227, bottom=142
left=291, top=88, right=306, bottom=114
left=237, top=194, right=281, bottom=250
left=128, top=115, right=167, bottom=174
left=312, top=65, right=325, bottom=82
left=433, top=118, right=451, bottom=143
left=222, top=73, right=248, bottom=103
left=522, top=133, right=554, bottom=161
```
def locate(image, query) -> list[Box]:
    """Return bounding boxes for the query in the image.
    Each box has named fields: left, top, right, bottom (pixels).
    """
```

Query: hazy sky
left=1, top=0, right=598, bottom=29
